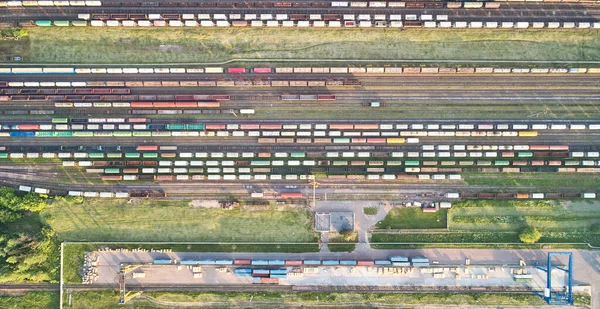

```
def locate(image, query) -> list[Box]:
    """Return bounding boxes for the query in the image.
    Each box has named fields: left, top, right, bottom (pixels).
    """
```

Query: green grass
left=63, top=243, right=319, bottom=284
left=371, top=200, right=600, bottom=247
left=68, top=290, right=546, bottom=309
left=8, top=28, right=600, bottom=64
left=327, top=244, right=356, bottom=252
left=0, top=292, right=59, bottom=309
left=363, top=207, right=378, bottom=216
left=375, top=208, right=447, bottom=230
left=463, top=173, right=600, bottom=189
left=42, top=198, right=318, bottom=242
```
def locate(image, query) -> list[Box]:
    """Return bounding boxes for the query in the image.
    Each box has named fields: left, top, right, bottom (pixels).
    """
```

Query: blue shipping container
left=389, top=256, right=409, bottom=262
left=10, top=132, right=35, bottom=137
left=252, top=260, right=269, bottom=266
left=411, top=257, right=429, bottom=263
left=252, top=269, right=270, bottom=274
left=412, top=262, right=430, bottom=267
left=375, top=260, right=392, bottom=265
left=340, top=260, right=357, bottom=265
left=215, top=259, right=233, bottom=265
left=198, top=259, right=215, bottom=265
left=268, top=260, right=285, bottom=265
left=392, top=262, right=411, bottom=267
left=270, top=274, right=287, bottom=279
left=303, top=260, right=321, bottom=265
left=180, top=260, right=198, bottom=265
left=235, top=272, right=252, bottom=277
left=270, top=269, right=287, bottom=274
left=322, top=260, right=339, bottom=265
left=154, top=259, right=172, bottom=265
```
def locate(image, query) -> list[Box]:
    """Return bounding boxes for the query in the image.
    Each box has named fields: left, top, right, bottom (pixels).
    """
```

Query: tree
left=519, top=227, right=542, bottom=244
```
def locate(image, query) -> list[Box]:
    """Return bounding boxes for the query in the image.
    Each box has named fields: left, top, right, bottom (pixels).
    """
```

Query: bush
left=519, top=227, right=542, bottom=244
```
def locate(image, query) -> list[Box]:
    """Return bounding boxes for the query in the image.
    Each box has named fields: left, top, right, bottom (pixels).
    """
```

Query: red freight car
left=128, top=118, right=147, bottom=123
left=227, top=68, right=245, bottom=73
left=211, top=95, right=230, bottom=100
left=131, top=102, right=154, bottom=108
left=317, top=94, right=336, bottom=100
left=174, top=102, right=198, bottom=108
left=205, top=124, right=226, bottom=130
left=280, top=192, right=303, bottom=198
left=233, top=259, right=252, bottom=265
left=152, top=102, right=176, bottom=108
left=330, top=124, right=354, bottom=130
left=197, top=101, right=220, bottom=108
left=137, top=145, right=158, bottom=151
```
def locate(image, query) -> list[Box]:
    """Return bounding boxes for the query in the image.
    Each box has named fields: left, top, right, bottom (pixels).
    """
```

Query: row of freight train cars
left=1, top=66, right=598, bottom=74
left=155, top=256, right=431, bottom=268
left=1, top=94, right=335, bottom=102
left=3, top=119, right=595, bottom=130
left=1, top=80, right=356, bottom=88
left=26, top=19, right=600, bottom=29
left=1, top=1, right=502, bottom=8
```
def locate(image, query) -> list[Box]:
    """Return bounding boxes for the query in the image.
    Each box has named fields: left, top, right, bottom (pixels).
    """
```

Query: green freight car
left=71, top=20, right=87, bottom=27
left=186, top=124, right=205, bottom=130
left=133, top=131, right=152, bottom=137
left=35, top=20, right=52, bottom=27
left=88, top=153, right=104, bottom=159
left=143, top=153, right=158, bottom=158
left=517, top=152, right=534, bottom=158
left=104, top=168, right=120, bottom=174
left=52, top=118, right=68, bottom=124
left=494, top=160, right=510, bottom=166
left=125, top=153, right=140, bottom=158
left=405, top=161, right=420, bottom=166
left=166, top=124, right=186, bottom=130
left=107, top=153, right=122, bottom=158
left=290, top=152, right=306, bottom=158
left=53, top=20, right=70, bottom=27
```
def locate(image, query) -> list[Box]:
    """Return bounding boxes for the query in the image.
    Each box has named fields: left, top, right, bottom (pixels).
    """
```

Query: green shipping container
left=73, top=131, right=94, bottom=137
left=71, top=20, right=88, bottom=27
left=167, top=124, right=185, bottom=130
left=494, top=160, right=510, bottom=166
left=89, top=153, right=104, bottom=158
left=125, top=153, right=140, bottom=158
left=104, top=168, right=120, bottom=174
left=143, top=153, right=158, bottom=158
left=53, top=131, right=73, bottom=137
left=107, top=153, right=122, bottom=158
left=333, top=138, right=350, bottom=144
left=53, top=20, right=70, bottom=27
left=113, top=131, right=132, bottom=137
left=186, top=124, right=205, bottom=130
left=132, top=131, right=151, bottom=137
left=35, top=20, right=52, bottom=27
left=52, top=118, right=68, bottom=124
left=290, top=152, right=306, bottom=158
left=405, top=161, right=420, bottom=166
left=518, top=152, right=534, bottom=158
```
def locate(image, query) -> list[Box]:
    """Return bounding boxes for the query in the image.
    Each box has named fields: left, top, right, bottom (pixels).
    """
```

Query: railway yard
left=0, top=1, right=600, bottom=309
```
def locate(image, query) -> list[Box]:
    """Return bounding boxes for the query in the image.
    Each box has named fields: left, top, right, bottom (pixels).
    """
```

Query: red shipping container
left=329, top=124, right=354, bottom=130
left=211, top=95, right=230, bottom=101
left=130, top=101, right=153, bottom=108
left=240, top=124, right=260, bottom=130
left=228, top=67, right=246, bottom=73
left=197, top=101, right=220, bottom=108
left=175, top=102, right=198, bottom=108
left=233, top=259, right=252, bottom=265
left=260, top=124, right=283, bottom=130
left=280, top=192, right=303, bottom=198
left=253, top=67, right=272, bottom=73
left=366, top=138, right=386, bottom=144
left=530, top=145, right=550, bottom=150
left=153, top=102, right=175, bottom=108
left=206, top=124, right=226, bottom=130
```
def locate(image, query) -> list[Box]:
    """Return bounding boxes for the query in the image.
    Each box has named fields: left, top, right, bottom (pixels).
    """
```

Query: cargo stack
left=411, top=257, right=430, bottom=267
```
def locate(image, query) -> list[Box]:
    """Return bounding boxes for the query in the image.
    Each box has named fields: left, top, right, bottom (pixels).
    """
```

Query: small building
left=315, top=212, right=355, bottom=232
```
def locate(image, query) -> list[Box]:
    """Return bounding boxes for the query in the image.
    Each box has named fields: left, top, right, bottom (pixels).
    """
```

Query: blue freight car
left=180, top=260, right=198, bottom=265
left=392, top=262, right=411, bottom=267
left=374, top=260, right=392, bottom=265
left=270, top=269, right=287, bottom=275
left=252, top=260, right=269, bottom=266
left=268, top=260, right=285, bottom=265
left=10, top=132, right=35, bottom=137
left=215, top=259, right=233, bottom=265
left=412, top=262, right=430, bottom=267
left=252, top=269, right=270, bottom=274
left=303, top=260, right=321, bottom=265
left=322, top=260, right=339, bottom=265
left=411, top=257, right=429, bottom=263
left=198, top=259, right=216, bottom=265
left=154, top=259, right=172, bottom=265
left=340, top=260, right=357, bottom=265
left=389, top=256, right=409, bottom=262
left=270, top=274, right=287, bottom=279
